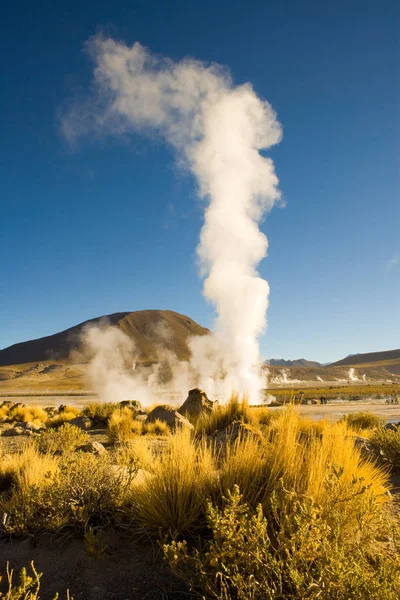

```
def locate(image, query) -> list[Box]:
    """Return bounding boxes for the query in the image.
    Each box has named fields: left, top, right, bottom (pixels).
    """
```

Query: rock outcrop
left=146, top=405, right=193, bottom=430
left=178, top=388, right=215, bottom=418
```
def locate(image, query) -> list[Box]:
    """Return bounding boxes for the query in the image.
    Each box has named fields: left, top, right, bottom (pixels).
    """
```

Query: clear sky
left=1, top=0, right=399, bottom=363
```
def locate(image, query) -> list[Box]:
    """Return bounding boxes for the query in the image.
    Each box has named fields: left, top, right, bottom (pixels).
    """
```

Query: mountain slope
left=331, top=348, right=400, bottom=367
left=0, top=310, right=210, bottom=367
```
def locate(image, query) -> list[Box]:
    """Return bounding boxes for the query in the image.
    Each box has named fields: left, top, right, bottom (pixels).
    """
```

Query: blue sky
left=1, top=0, right=399, bottom=363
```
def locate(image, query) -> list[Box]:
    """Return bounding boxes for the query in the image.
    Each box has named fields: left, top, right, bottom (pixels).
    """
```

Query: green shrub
left=369, top=427, right=400, bottom=469
left=339, top=412, right=382, bottom=432
left=34, top=423, right=89, bottom=455
left=165, top=484, right=400, bottom=600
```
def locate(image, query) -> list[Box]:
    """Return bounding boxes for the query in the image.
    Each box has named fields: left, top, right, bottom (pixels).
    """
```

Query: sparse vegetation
left=0, top=400, right=398, bottom=600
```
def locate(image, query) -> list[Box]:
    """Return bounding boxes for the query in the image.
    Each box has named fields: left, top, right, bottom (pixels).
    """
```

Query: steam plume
left=63, top=37, right=282, bottom=403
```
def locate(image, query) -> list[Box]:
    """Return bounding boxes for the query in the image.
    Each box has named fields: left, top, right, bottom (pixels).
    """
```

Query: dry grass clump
left=0, top=403, right=80, bottom=428
left=46, top=406, right=81, bottom=428
left=339, top=411, right=383, bottom=432
left=6, top=405, right=48, bottom=427
left=108, top=409, right=171, bottom=442
left=142, top=419, right=170, bottom=436
left=195, top=393, right=251, bottom=435
left=0, top=443, right=58, bottom=494
left=108, top=407, right=142, bottom=442
left=82, top=401, right=116, bottom=424
left=129, top=428, right=217, bottom=535
left=220, top=408, right=389, bottom=528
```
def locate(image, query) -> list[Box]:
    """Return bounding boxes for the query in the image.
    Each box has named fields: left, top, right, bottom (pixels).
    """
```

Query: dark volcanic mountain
left=0, top=310, right=210, bottom=367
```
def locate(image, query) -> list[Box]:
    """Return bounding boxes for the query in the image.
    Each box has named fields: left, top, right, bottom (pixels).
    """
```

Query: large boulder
left=68, top=416, right=93, bottom=430
left=118, top=400, right=142, bottom=412
left=15, top=421, right=44, bottom=432
left=178, top=388, right=215, bottom=418
left=146, top=405, right=193, bottom=430
left=384, top=422, right=399, bottom=432
left=213, top=421, right=262, bottom=447
left=2, top=426, right=25, bottom=437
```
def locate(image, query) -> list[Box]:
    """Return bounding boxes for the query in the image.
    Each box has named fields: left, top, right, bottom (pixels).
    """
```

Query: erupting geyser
left=63, top=37, right=283, bottom=403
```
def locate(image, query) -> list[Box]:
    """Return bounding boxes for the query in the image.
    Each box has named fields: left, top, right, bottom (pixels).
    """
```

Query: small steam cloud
left=270, top=369, right=301, bottom=385
left=63, top=37, right=282, bottom=403
left=348, top=368, right=359, bottom=382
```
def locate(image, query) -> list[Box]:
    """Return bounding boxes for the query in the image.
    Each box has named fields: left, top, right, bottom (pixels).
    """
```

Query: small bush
left=82, top=402, right=116, bottom=425
left=369, top=427, right=400, bottom=469
left=34, top=423, right=89, bottom=455
left=339, top=412, right=383, bottom=432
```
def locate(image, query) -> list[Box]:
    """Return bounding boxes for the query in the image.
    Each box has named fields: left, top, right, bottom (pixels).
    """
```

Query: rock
left=213, top=421, right=262, bottom=446
left=178, top=388, right=216, bottom=418
left=44, top=406, right=58, bottom=415
left=384, top=422, right=399, bottom=431
left=68, top=416, right=93, bottom=430
left=2, top=426, right=25, bottom=436
left=146, top=405, right=193, bottom=430
left=79, top=441, right=106, bottom=455
left=134, top=414, right=148, bottom=423
left=118, top=400, right=142, bottom=411
left=354, top=436, right=374, bottom=460
left=17, top=421, right=44, bottom=432
left=58, top=404, right=67, bottom=413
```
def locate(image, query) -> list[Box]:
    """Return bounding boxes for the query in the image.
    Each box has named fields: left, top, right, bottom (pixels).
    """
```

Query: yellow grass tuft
left=108, top=407, right=142, bottom=442
left=130, top=428, right=217, bottom=535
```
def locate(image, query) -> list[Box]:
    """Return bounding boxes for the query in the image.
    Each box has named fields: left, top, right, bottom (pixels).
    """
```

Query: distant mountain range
left=265, top=358, right=322, bottom=368
left=0, top=310, right=209, bottom=367
left=330, top=348, right=400, bottom=367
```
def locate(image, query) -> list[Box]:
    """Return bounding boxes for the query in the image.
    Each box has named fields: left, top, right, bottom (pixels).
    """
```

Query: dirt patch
left=0, top=532, right=189, bottom=599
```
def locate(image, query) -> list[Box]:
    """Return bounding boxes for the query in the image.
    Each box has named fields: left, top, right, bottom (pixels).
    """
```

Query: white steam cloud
left=63, top=37, right=282, bottom=403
